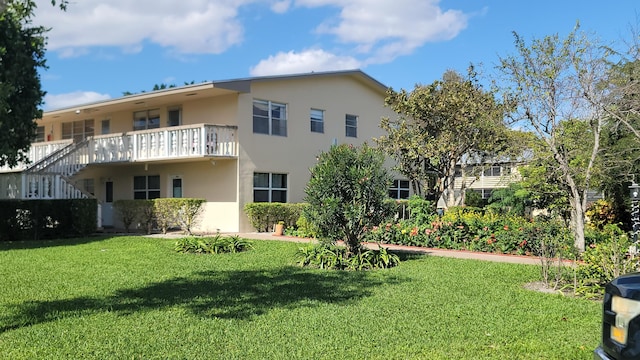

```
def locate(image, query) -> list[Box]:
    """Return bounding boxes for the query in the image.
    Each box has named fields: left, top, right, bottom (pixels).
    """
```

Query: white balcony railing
left=92, top=124, right=237, bottom=163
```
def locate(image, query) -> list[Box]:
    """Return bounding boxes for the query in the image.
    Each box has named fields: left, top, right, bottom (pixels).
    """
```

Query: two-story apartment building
left=0, top=70, right=397, bottom=233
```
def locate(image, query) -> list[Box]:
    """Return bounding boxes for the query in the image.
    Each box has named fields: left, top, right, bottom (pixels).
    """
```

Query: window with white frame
left=168, top=107, right=181, bottom=127
left=253, top=172, right=287, bottom=202
left=134, top=175, right=160, bottom=199
left=345, top=114, right=358, bottom=137
left=133, top=109, right=160, bottom=131
left=253, top=100, right=287, bottom=136
left=62, top=119, right=94, bottom=142
left=310, top=108, right=324, bottom=133
left=389, top=180, right=410, bottom=199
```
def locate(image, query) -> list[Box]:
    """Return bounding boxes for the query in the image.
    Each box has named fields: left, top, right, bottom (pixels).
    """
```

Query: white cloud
left=44, top=91, right=112, bottom=110
left=34, top=0, right=250, bottom=55
left=271, top=0, right=292, bottom=13
left=33, top=0, right=468, bottom=68
left=295, top=0, right=468, bottom=63
left=249, top=49, right=361, bottom=76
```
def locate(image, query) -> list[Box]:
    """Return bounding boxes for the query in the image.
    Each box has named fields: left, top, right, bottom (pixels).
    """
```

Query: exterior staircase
left=1, top=140, right=92, bottom=200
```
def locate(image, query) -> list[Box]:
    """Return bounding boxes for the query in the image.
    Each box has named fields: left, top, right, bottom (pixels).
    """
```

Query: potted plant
left=273, top=221, right=285, bottom=236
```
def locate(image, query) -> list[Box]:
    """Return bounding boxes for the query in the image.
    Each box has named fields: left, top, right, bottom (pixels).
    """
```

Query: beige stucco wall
left=235, top=75, right=395, bottom=231
left=181, top=94, right=239, bottom=126
left=75, top=159, right=239, bottom=232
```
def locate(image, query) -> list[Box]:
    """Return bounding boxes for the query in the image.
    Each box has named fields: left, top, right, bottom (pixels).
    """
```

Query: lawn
left=0, top=236, right=601, bottom=359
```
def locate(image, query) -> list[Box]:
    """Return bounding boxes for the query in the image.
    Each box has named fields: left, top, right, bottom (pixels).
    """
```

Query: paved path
left=234, top=232, right=544, bottom=266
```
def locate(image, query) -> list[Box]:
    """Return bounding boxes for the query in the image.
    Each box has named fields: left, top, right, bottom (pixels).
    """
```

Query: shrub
left=113, top=200, right=138, bottom=232
left=304, top=144, right=393, bottom=256
left=176, top=198, right=205, bottom=235
left=244, top=203, right=305, bottom=232
left=137, top=200, right=155, bottom=234
left=585, top=199, right=617, bottom=230
left=154, top=198, right=181, bottom=234
left=525, top=219, right=576, bottom=289
left=576, top=224, right=637, bottom=298
left=0, top=199, right=97, bottom=241
left=114, top=198, right=205, bottom=234
left=295, top=243, right=400, bottom=270
left=464, top=189, right=487, bottom=208
left=174, top=234, right=252, bottom=254
left=407, top=195, right=436, bottom=225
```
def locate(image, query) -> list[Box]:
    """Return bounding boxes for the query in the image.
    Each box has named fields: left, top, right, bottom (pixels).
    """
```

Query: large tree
left=376, top=68, right=510, bottom=207
left=497, top=28, right=610, bottom=252
left=0, top=0, right=65, bottom=168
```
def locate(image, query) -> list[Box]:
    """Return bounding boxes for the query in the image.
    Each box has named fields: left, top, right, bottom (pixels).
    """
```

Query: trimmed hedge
left=0, top=199, right=97, bottom=241
left=244, top=203, right=307, bottom=232
left=113, top=198, right=206, bottom=234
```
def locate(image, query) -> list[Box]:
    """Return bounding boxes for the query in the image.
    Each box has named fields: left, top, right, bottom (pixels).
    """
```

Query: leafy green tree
left=597, top=118, right=640, bottom=228
left=304, top=144, right=393, bottom=256
left=595, top=59, right=640, bottom=227
left=497, top=27, right=611, bottom=252
left=486, top=183, right=531, bottom=217
left=376, top=68, right=510, bottom=207
left=0, top=0, right=65, bottom=168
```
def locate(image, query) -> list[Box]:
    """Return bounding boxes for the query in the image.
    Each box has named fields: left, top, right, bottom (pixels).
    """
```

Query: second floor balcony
left=0, top=123, right=238, bottom=173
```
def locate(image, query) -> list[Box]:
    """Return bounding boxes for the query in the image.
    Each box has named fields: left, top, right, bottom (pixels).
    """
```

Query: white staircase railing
left=29, top=139, right=90, bottom=176
left=21, top=138, right=92, bottom=200
left=0, top=140, right=73, bottom=173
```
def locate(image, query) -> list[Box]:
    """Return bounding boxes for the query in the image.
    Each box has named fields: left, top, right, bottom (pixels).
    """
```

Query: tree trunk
left=567, top=182, right=586, bottom=252
left=443, top=158, right=461, bottom=208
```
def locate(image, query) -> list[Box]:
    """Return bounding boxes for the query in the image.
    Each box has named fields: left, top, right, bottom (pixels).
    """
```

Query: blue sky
left=34, top=0, right=640, bottom=110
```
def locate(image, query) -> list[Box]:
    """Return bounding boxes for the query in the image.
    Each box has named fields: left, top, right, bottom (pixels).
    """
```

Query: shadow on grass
left=0, top=234, right=120, bottom=251
left=1, top=266, right=404, bottom=333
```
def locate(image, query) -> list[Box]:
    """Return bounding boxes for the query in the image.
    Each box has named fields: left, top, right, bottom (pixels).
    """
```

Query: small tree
left=497, top=28, right=610, bottom=252
left=304, top=144, right=393, bottom=256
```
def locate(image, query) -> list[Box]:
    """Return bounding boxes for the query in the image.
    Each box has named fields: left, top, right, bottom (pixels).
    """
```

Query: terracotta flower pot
left=274, top=223, right=284, bottom=236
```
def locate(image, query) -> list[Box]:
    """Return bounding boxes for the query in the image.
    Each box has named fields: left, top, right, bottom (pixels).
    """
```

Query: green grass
left=0, top=236, right=601, bottom=359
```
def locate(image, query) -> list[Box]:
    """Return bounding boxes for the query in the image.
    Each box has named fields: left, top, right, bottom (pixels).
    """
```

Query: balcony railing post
left=132, top=133, right=138, bottom=161
left=163, top=129, right=169, bottom=157
left=21, top=173, right=26, bottom=199
left=200, top=125, right=206, bottom=156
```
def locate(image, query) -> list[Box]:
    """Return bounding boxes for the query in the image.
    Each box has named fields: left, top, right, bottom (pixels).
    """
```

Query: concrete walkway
left=235, top=232, right=544, bottom=266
